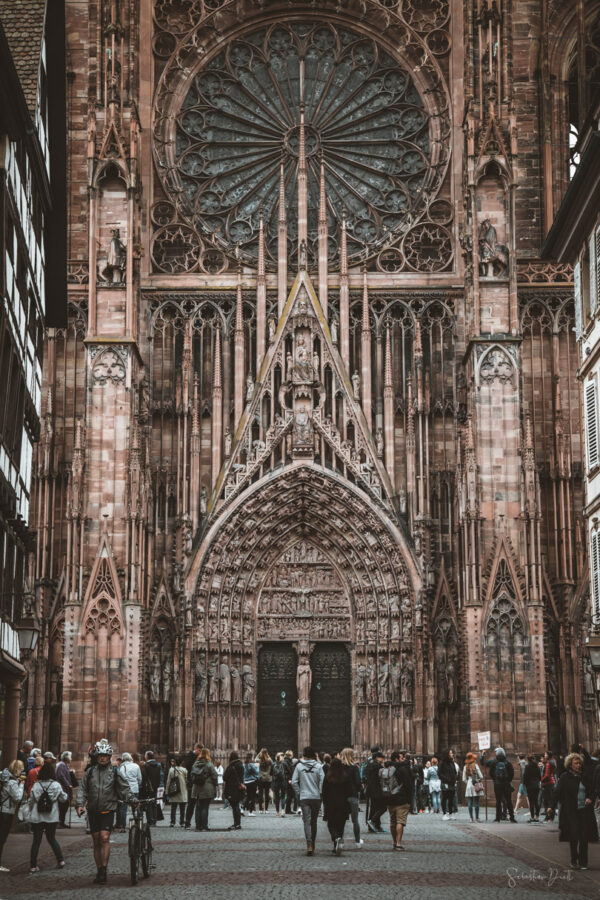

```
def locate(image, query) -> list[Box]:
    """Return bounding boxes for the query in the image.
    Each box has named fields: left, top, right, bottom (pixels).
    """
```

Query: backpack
left=36, top=783, right=54, bottom=814
left=495, top=760, right=508, bottom=783
left=192, top=765, right=208, bottom=787
left=379, top=765, right=403, bottom=804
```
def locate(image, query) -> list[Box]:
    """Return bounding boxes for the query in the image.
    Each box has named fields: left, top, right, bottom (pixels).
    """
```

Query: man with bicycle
left=76, top=739, right=137, bottom=884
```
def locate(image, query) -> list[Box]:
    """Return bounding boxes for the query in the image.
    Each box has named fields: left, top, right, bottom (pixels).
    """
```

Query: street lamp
left=17, top=615, right=40, bottom=655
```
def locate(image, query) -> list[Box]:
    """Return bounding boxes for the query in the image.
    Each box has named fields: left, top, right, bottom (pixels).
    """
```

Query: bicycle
left=127, top=799, right=154, bottom=884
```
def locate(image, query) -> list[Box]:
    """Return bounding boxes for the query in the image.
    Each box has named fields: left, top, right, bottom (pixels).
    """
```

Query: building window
left=591, top=529, right=600, bottom=623
left=586, top=379, right=599, bottom=470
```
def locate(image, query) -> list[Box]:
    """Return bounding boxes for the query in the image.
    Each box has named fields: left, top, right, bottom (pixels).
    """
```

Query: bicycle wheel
left=129, top=823, right=140, bottom=885
left=141, top=823, right=152, bottom=878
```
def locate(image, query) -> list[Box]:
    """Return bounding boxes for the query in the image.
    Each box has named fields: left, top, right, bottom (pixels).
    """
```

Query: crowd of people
left=0, top=737, right=599, bottom=880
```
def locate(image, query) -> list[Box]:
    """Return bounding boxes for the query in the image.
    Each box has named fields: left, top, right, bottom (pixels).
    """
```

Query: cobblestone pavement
left=1, top=806, right=599, bottom=900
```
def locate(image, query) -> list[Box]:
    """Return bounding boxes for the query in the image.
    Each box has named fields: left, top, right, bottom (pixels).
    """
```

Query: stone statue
left=299, top=239, right=307, bottom=269
left=390, top=656, right=401, bottom=704
left=352, top=371, right=360, bottom=400
left=312, top=351, right=320, bottom=378
left=181, top=517, right=192, bottom=558
left=355, top=662, right=367, bottom=704
left=584, top=659, right=595, bottom=697
left=246, top=374, right=254, bottom=401
left=200, top=486, right=208, bottom=516
left=366, top=655, right=377, bottom=704
left=331, top=320, right=338, bottom=345
left=149, top=656, right=161, bottom=703
left=242, top=663, right=255, bottom=704
left=268, top=317, right=276, bottom=343
left=378, top=657, right=389, bottom=702
left=194, top=653, right=207, bottom=703
left=478, top=217, right=508, bottom=278
left=207, top=655, right=219, bottom=702
left=375, top=427, right=384, bottom=457
left=50, top=666, right=61, bottom=706
left=296, top=657, right=312, bottom=703
left=294, top=405, right=312, bottom=443
left=224, top=429, right=232, bottom=457
left=231, top=664, right=242, bottom=703
left=401, top=656, right=414, bottom=705
left=446, top=659, right=457, bottom=705
left=219, top=654, right=232, bottom=702
left=102, top=227, right=126, bottom=283
left=162, top=659, right=172, bottom=703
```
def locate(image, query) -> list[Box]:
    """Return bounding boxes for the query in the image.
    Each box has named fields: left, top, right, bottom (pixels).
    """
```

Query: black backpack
left=37, top=783, right=54, bottom=813
left=495, top=760, right=509, bottom=783
left=192, top=765, right=208, bottom=787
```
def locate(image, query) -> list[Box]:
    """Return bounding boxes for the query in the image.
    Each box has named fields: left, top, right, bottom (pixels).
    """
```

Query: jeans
left=273, top=783, right=285, bottom=812
left=257, top=782, right=271, bottom=811
left=170, top=802, right=185, bottom=825
left=441, top=788, right=454, bottom=814
left=117, top=801, right=128, bottom=829
left=195, top=798, right=210, bottom=830
left=286, top=784, right=297, bottom=813
left=185, top=798, right=196, bottom=827
left=145, top=799, right=157, bottom=827
left=30, top=822, right=63, bottom=867
left=542, top=785, right=554, bottom=820
left=244, top=782, right=257, bottom=812
left=430, top=790, right=441, bottom=812
left=570, top=809, right=590, bottom=866
left=0, top=812, right=13, bottom=864
left=58, top=799, right=70, bottom=826
left=368, top=795, right=386, bottom=828
left=300, top=798, right=321, bottom=846
left=527, top=785, right=539, bottom=818
left=494, top=784, right=514, bottom=821
left=348, top=796, right=361, bottom=842
left=467, top=796, right=480, bottom=820
left=231, top=798, right=241, bottom=828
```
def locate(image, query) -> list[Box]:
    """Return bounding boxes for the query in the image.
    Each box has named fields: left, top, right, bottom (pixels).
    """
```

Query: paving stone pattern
left=1, top=807, right=599, bottom=900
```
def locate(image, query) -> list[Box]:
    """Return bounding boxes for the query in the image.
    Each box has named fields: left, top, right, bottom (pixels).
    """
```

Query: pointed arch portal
left=185, top=463, right=422, bottom=753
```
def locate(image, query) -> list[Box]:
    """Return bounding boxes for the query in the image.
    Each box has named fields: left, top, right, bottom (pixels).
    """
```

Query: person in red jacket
left=541, top=751, right=557, bottom=822
left=26, top=755, right=43, bottom=795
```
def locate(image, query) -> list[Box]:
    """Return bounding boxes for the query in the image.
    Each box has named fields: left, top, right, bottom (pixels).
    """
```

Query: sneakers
left=0, top=866, right=10, bottom=873
left=30, top=867, right=40, bottom=874
left=442, top=814, right=450, bottom=820
left=281, top=812, right=285, bottom=817
left=367, top=820, right=378, bottom=833
left=56, top=860, right=65, bottom=869
left=377, top=827, right=388, bottom=834
left=306, top=843, right=314, bottom=856
left=580, top=866, right=588, bottom=870
left=248, top=812, right=255, bottom=817
left=355, top=839, right=364, bottom=848
left=335, top=838, right=343, bottom=856
left=393, top=844, right=406, bottom=851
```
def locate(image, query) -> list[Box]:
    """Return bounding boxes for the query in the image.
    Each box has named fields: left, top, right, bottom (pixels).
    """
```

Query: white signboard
left=477, top=731, right=491, bottom=752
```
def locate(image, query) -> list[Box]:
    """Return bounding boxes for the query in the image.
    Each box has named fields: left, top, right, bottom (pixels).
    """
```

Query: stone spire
left=297, top=62, right=308, bottom=265
left=277, top=159, right=287, bottom=317
left=339, top=209, right=350, bottom=370
left=318, top=156, right=328, bottom=318
left=256, top=209, right=266, bottom=371
left=361, top=264, right=372, bottom=428
left=234, top=261, right=244, bottom=426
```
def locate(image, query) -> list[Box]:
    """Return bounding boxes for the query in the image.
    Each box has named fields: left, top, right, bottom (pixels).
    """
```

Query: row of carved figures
left=194, top=652, right=255, bottom=704
left=355, top=653, right=415, bottom=705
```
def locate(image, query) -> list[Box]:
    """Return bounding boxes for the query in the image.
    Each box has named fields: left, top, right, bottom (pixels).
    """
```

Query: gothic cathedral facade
left=28, top=0, right=600, bottom=758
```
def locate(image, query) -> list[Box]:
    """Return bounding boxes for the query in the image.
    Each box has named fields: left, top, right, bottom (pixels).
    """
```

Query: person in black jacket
left=340, top=747, right=364, bottom=847
left=438, top=749, right=457, bottom=820
left=380, top=751, right=413, bottom=850
left=523, top=754, right=541, bottom=822
left=141, top=751, right=162, bottom=826
left=223, top=751, right=246, bottom=830
left=322, top=758, right=353, bottom=855
left=283, top=751, right=296, bottom=814
left=365, top=749, right=387, bottom=833
left=548, top=752, right=598, bottom=869
left=483, top=747, right=515, bottom=823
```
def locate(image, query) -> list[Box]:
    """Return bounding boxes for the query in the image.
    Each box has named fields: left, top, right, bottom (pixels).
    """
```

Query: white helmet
left=94, top=739, right=113, bottom=756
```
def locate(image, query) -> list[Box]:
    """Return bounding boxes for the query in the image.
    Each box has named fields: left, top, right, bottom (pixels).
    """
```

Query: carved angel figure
left=242, top=663, right=255, bottom=704
left=149, top=656, right=161, bottom=703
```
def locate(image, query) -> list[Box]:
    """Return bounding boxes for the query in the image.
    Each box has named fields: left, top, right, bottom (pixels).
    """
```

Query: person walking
left=141, top=750, right=162, bottom=827
left=514, top=753, right=530, bottom=817
left=190, top=747, right=218, bottom=831
left=118, top=752, right=142, bottom=831
left=462, top=752, right=483, bottom=823
left=425, top=757, right=441, bottom=813
left=243, top=753, right=259, bottom=815
left=380, top=751, right=413, bottom=850
left=292, top=746, right=324, bottom=856
left=322, top=757, right=353, bottom=855
left=364, top=748, right=387, bottom=833
left=548, top=752, right=598, bottom=870
left=215, top=760, right=224, bottom=801
left=165, top=757, right=188, bottom=827
left=272, top=753, right=288, bottom=816
left=484, top=747, right=515, bottom=823
left=256, top=748, right=273, bottom=813
left=541, top=751, right=557, bottom=822
left=55, top=751, right=75, bottom=828
left=283, top=750, right=295, bottom=814
left=523, top=754, right=541, bottom=822
left=76, top=738, right=136, bottom=884
left=340, top=747, right=364, bottom=847
left=439, top=750, right=458, bottom=820
left=223, top=751, right=245, bottom=831
left=28, top=760, right=67, bottom=874
left=0, top=760, right=25, bottom=872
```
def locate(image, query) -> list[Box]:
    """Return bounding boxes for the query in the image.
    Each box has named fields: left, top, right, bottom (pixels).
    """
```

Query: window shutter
left=574, top=260, right=582, bottom=339
left=596, top=227, right=600, bottom=311
left=591, top=531, right=600, bottom=622
left=586, top=380, right=599, bottom=470
left=591, top=231, right=597, bottom=316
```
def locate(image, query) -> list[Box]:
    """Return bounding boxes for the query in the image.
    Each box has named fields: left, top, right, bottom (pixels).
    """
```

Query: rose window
left=157, top=20, right=446, bottom=271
